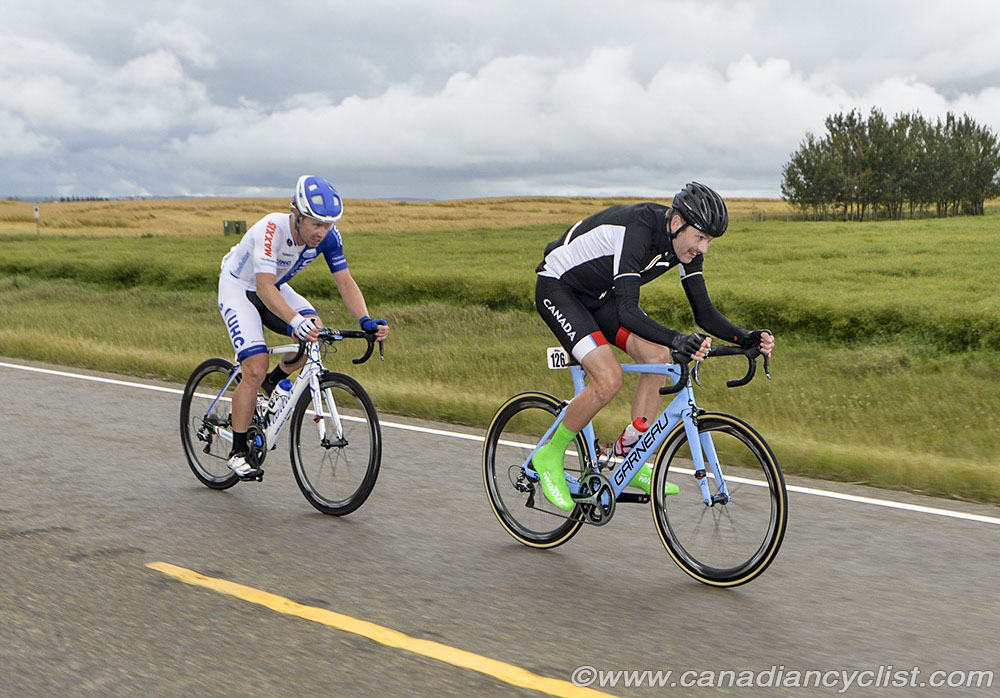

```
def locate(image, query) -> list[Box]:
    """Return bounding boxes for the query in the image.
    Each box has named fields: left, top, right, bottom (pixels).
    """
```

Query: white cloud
left=174, top=48, right=1000, bottom=198
left=133, top=19, right=215, bottom=69
left=0, top=114, right=59, bottom=157
left=3, top=1, right=1000, bottom=198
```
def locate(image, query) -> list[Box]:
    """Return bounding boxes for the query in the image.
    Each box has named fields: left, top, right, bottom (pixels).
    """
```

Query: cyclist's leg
left=227, top=351, right=268, bottom=477
left=532, top=346, right=622, bottom=510
left=591, top=303, right=679, bottom=496
left=247, top=285, right=318, bottom=388
left=623, top=331, right=672, bottom=420
left=220, top=286, right=269, bottom=430
left=562, top=346, right=623, bottom=431
left=219, top=281, right=269, bottom=475
left=230, top=354, right=266, bottom=428
left=533, top=278, right=623, bottom=509
left=589, top=298, right=672, bottom=421
left=620, top=333, right=679, bottom=494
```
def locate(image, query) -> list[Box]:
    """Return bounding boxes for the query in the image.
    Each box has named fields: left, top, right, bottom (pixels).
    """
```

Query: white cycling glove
left=290, top=314, right=317, bottom=341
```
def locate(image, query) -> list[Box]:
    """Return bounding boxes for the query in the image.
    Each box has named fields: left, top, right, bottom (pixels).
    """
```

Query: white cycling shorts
left=218, top=277, right=316, bottom=362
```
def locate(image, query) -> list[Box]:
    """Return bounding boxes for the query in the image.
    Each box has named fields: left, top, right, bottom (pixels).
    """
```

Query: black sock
left=261, top=364, right=290, bottom=396
left=231, top=430, right=248, bottom=456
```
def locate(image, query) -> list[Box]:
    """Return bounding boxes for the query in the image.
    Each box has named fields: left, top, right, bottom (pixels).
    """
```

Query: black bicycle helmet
left=671, top=181, right=728, bottom=236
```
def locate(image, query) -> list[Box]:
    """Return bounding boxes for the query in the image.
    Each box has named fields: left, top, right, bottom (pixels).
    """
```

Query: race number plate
left=547, top=346, right=570, bottom=369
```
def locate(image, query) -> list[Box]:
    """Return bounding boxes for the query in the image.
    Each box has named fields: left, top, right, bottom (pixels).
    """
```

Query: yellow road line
left=147, top=562, right=615, bottom=698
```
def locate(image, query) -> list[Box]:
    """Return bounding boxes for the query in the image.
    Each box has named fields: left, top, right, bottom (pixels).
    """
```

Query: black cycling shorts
left=534, top=276, right=633, bottom=363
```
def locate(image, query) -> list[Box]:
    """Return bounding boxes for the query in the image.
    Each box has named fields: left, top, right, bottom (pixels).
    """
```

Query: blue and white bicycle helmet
left=291, top=175, right=343, bottom=222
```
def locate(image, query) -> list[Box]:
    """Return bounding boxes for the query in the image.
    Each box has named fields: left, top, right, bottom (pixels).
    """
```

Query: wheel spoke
left=179, top=359, right=241, bottom=490
left=290, top=373, right=380, bottom=516
left=483, top=393, right=585, bottom=548
left=652, top=414, right=787, bottom=586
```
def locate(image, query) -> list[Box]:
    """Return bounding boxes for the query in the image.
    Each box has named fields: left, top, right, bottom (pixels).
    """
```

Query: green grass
left=2, top=215, right=997, bottom=347
left=1, top=204, right=999, bottom=504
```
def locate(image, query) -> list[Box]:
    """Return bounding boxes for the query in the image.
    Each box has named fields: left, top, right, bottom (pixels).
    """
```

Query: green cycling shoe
left=531, top=423, right=577, bottom=511
left=531, top=444, right=576, bottom=511
left=628, top=463, right=679, bottom=496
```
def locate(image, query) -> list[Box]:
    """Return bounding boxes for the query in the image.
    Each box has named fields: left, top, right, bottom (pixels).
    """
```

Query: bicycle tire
left=289, top=371, right=381, bottom=516
left=651, top=412, right=787, bottom=586
left=180, top=357, right=240, bottom=490
left=483, top=392, right=586, bottom=548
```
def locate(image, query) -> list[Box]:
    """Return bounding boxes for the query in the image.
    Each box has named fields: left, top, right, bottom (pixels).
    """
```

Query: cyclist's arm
left=679, top=267, right=751, bottom=346
left=331, top=268, right=369, bottom=320
left=254, top=273, right=300, bottom=323
left=332, top=269, right=389, bottom=339
left=610, top=207, right=691, bottom=348
left=613, top=274, right=688, bottom=349
left=254, top=273, right=323, bottom=338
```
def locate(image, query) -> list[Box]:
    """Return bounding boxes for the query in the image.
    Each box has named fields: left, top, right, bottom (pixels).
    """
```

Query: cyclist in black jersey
left=531, top=182, right=775, bottom=510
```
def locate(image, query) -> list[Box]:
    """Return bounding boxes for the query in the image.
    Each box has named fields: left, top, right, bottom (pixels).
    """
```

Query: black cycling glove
left=671, top=332, right=706, bottom=360
left=739, top=330, right=769, bottom=350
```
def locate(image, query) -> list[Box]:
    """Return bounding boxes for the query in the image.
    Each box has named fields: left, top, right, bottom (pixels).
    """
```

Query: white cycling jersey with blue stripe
left=220, top=212, right=348, bottom=290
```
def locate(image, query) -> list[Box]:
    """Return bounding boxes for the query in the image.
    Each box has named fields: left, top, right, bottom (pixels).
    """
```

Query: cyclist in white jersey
left=218, top=175, right=389, bottom=478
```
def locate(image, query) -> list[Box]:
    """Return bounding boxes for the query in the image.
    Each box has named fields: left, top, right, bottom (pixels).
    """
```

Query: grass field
left=0, top=195, right=794, bottom=236
left=1, top=196, right=998, bottom=504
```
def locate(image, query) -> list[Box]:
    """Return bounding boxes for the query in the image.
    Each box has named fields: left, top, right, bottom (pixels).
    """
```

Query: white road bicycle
left=180, top=328, right=383, bottom=516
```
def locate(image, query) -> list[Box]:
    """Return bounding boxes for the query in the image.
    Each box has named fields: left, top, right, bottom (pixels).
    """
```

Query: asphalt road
left=1, top=358, right=998, bottom=697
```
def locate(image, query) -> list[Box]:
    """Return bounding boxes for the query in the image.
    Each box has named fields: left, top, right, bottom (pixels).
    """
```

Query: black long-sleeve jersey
left=536, top=202, right=750, bottom=349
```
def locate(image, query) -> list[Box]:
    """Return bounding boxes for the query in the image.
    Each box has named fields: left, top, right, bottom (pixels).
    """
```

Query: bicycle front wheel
left=179, top=358, right=240, bottom=490
left=482, top=392, right=585, bottom=548
left=289, top=372, right=381, bottom=516
left=651, top=412, right=787, bottom=586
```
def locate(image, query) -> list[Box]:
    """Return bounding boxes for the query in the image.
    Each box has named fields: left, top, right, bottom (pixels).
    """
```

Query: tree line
left=781, top=109, right=1000, bottom=220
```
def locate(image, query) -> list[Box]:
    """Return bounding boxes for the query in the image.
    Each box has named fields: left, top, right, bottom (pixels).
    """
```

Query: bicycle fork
left=681, top=412, right=731, bottom=506
left=309, top=375, right=346, bottom=445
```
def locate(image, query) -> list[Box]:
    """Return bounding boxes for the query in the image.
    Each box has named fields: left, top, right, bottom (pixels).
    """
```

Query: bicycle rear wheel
left=180, top=358, right=240, bottom=490
left=289, top=371, right=381, bottom=516
left=651, top=412, right=787, bottom=586
left=483, top=392, right=585, bottom=548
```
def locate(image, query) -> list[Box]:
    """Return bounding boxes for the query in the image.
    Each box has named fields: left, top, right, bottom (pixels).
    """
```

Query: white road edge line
left=3, top=360, right=998, bottom=526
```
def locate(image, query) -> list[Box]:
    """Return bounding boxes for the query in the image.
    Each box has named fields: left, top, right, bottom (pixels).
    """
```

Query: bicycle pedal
left=238, top=468, right=264, bottom=482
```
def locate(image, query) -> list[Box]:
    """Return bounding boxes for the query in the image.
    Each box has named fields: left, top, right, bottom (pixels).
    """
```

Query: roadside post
left=223, top=220, right=247, bottom=236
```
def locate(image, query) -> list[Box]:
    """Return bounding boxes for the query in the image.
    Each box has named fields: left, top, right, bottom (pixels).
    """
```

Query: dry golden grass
left=0, top=196, right=796, bottom=237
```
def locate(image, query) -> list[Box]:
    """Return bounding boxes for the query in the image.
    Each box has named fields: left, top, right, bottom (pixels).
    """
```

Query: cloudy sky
left=3, top=1, right=1000, bottom=200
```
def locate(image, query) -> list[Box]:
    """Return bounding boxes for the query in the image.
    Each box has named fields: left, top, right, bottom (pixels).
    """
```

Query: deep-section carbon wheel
left=483, top=392, right=586, bottom=548
left=651, top=412, right=787, bottom=586
left=289, top=372, right=381, bottom=516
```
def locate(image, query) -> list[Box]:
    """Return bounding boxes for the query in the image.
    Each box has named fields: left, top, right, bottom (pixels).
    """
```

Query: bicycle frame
left=202, top=340, right=345, bottom=450
left=525, top=362, right=731, bottom=507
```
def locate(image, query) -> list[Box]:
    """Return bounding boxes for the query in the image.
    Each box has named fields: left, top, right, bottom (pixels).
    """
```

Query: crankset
left=512, top=466, right=615, bottom=525
left=573, top=472, right=615, bottom=526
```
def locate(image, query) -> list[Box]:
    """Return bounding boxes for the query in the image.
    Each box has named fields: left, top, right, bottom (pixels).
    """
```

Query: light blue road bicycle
left=483, top=344, right=787, bottom=586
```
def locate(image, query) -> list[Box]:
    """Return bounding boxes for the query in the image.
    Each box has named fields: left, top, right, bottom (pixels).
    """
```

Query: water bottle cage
left=255, top=397, right=271, bottom=427
left=595, top=441, right=615, bottom=471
